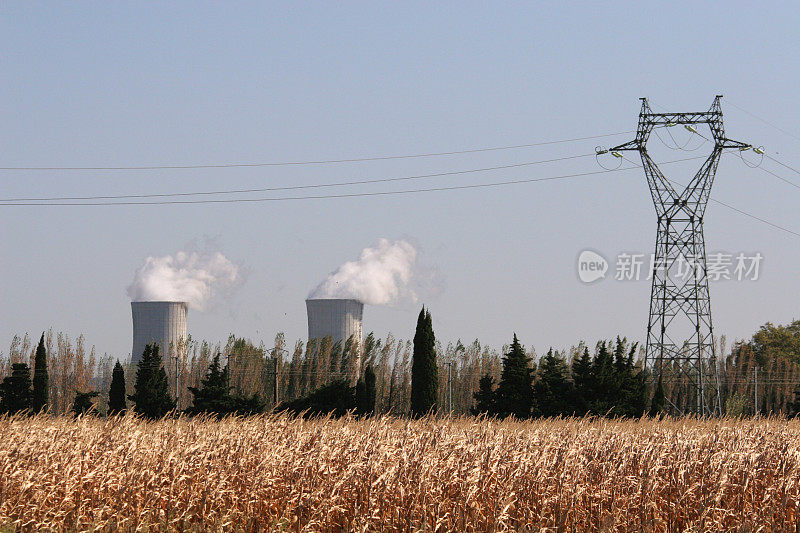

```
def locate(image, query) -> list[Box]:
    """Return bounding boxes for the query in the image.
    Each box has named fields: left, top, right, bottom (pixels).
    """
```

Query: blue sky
left=2, top=2, right=799, bottom=359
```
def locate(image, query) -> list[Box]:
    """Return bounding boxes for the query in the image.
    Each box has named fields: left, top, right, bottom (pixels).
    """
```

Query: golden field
left=1, top=414, right=799, bottom=531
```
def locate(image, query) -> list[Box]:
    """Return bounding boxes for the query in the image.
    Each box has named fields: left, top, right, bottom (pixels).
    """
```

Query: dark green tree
left=32, top=333, right=49, bottom=413
left=279, top=379, right=356, bottom=417
left=0, top=363, right=33, bottom=415
left=410, top=307, right=438, bottom=417
left=571, top=347, right=594, bottom=415
left=234, top=394, right=267, bottom=416
left=471, top=374, right=496, bottom=416
left=649, top=372, right=666, bottom=417
left=72, top=391, right=99, bottom=416
left=107, top=361, right=127, bottom=415
left=186, top=354, right=265, bottom=417
left=356, top=363, right=376, bottom=416
left=613, top=337, right=629, bottom=379
left=186, top=353, right=234, bottom=416
left=354, top=378, right=368, bottom=415
left=789, top=382, right=800, bottom=417
left=621, top=342, right=648, bottom=416
left=493, top=334, right=533, bottom=419
left=590, top=341, right=616, bottom=414
left=128, top=343, right=176, bottom=419
left=533, top=348, right=573, bottom=417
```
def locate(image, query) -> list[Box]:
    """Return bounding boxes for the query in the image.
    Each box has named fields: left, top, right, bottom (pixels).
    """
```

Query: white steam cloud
left=309, top=239, right=418, bottom=305
left=127, top=250, right=242, bottom=311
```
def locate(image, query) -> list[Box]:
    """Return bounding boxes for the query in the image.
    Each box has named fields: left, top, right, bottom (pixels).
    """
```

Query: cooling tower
left=131, top=301, right=188, bottom=365
left=306, top=298, right=364, bottom=351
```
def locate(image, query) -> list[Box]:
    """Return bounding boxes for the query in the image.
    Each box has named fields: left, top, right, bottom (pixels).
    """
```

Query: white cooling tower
left=131, top=301, right=188, bottom=365
left=306, top=298, right=364, bottom=350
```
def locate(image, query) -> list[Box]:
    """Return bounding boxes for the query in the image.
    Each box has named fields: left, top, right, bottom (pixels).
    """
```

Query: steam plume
left=309, top=239, right=418, bottom=305
left=127, top=250, right=241, bottom=310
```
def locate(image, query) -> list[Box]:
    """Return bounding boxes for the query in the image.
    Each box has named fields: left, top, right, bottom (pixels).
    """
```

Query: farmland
left=1, top=414, right=799, bottom=531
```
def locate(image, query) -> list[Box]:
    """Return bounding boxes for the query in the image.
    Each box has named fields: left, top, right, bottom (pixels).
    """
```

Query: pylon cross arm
left=609, top=96, right=751, bottom=152
left=718, top=138, right=751, bottom=150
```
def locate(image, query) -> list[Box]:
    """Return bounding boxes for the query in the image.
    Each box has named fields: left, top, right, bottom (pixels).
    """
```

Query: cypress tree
left=623, top=343, right=648, bottom=417
left=32, top=333, right=49, bottom=413
left=611, top=337, right=645, bottom=416
left=186, top=353, right=233, bottom=416
left=364, top=363, right=376, bottom=416
left=186, top=354, right=265, bottom=417
left=471, top=374, right=496, bottom=416
left=410, top=307, right=438, bottom=417
left=0, top=363, right=33, bottom=414
left=571, top=347, right=594, bottom=415
left=354, top=378, right=368, bottom=416
left=533, top=348, right=573, bottom=417
left=649, top=372, right=666, bottom=417
left=493, top=334, right=533, bottom=419
left=354, top=363, right=377, bottom=416
left=72, top=391, right=99, bottom=416
left=613, top=337, right=629, bottom=379
left=107, top=361, right=127, bottom=415
left=591, top=341, right=615, bottom=413
left=279, top=379, right=356, bottom=418
left=128, top=343, right=176, bottom=419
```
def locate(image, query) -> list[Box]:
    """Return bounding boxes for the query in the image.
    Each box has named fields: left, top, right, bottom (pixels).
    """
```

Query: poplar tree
left=128, top=343, right=176, bottom=419
left=107, top=361, right=127, bottom=415
left=410, top=307, right=437, bottom=417
left=32, top=333, right=49, bottom=413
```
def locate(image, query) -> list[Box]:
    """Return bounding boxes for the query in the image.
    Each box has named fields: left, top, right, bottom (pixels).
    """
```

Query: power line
left=648, top=101, right=800, bottom=184
left=0, top=131, right=634, bottom=171
left=706, top=196, right=800, bottom=238
left=719, top=101, right=800, bottom=184
left=726, top=101, right=800, bottom=144
left=754, top=163, right=800, bottom=191
left=0, top=156, right=706, bottom=207
left=664, top=122, right=800, bottom=191
left=764, top=154, right=800, bottom=177
left=619, top=154, right=800, bottom=239
left=0, top=165, right=641, bottom=206
left=0, top=153, right=594, bottom=203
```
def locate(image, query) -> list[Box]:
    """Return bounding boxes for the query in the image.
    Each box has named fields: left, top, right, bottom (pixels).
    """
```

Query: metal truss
left=610, top=96, right=750, bottom=415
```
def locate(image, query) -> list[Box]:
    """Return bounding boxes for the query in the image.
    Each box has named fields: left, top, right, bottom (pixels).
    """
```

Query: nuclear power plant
left=131, top=301, right=188, bottom=364
left=306, top=298, right=364, bottom=351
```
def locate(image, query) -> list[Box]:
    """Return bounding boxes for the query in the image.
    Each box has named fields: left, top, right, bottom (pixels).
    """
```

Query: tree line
left=2, top=316, right=800, bottom=418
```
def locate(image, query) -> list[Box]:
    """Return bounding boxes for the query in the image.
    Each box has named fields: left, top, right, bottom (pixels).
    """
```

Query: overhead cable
left=0, top=131, right=634, bottom=171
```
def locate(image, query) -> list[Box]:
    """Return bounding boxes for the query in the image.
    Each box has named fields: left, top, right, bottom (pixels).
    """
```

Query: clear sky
left=2, top=2, right=799, bottom=360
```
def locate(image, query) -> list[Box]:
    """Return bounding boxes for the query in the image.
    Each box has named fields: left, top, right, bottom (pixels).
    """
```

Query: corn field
left=1, top=415, right=799, bottom=531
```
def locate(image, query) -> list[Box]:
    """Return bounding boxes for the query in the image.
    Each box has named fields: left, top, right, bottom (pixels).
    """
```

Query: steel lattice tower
left=609, top=96, right=749, bottom=415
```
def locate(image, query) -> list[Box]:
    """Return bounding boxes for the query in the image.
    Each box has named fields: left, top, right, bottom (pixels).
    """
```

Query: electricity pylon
left=609, top=96, right=750, bottom=415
